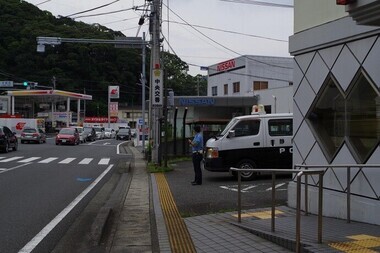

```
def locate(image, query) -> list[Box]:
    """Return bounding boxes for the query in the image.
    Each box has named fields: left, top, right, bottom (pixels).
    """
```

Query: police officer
left=188, top=125, right=203, bottom=185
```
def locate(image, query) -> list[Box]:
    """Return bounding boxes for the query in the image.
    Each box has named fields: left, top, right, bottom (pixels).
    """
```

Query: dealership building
left=167, top=55, right=294, bottom=142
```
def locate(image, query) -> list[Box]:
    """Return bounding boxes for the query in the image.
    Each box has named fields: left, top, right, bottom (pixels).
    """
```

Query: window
left=224, top=84, right=228, bottom=95
left=233, top=82, right=240, bottom=93
left=233, top=119, right=260, bottom=137
left=253, top=81, right=268, bottom=90
left=268, top=119, right=293, bottom=136
left=346, top=73, right=379, bottom=163
left=212, top=86, right=217, bottom=96
left=307, top=71, right=380, bottom=163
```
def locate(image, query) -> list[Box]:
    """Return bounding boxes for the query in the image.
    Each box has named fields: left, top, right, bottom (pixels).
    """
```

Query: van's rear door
left=264, top=117, right=293, bottom=169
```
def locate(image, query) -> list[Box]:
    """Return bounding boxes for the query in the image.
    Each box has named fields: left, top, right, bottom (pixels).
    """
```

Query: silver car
left=94, top=127, right=105, bottom=139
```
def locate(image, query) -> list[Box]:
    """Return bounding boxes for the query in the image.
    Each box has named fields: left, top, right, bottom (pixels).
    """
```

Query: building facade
left=207, top=55, right=294, bottom=113
left=289, top=0, right=380, bottom=225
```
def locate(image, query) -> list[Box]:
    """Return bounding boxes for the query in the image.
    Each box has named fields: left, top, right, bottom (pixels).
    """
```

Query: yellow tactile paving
left=155, top=173, right=196, bottom=253
left=232, top=210, right=284, bottom=219
left=329, top=234, right=380, bottom=253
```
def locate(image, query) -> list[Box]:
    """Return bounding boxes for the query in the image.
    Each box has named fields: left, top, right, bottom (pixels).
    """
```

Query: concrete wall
left=289, top=14, right=380, bottom=225
left=294, top=0, right=346, bottom=33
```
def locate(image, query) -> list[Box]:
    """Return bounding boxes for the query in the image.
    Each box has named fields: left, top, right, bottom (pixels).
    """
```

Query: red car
left=56, top=128, right=80, bottom=145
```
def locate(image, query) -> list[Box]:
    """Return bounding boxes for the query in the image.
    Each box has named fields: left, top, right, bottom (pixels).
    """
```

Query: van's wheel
left=234, top=159, right=257, bottom=181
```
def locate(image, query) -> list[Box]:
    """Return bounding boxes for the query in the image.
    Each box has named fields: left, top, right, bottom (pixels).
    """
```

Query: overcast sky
left=25, top=0, right=293, bottom=76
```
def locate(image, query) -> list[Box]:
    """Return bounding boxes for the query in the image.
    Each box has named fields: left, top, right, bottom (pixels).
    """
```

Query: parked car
left=83, top=127, right=96, bottom=142
left=104, top=128, right=116, bottom=139
left=20, top=127, right=46, bottom=144
left=116, top=128, right=131, bottom=140
left=94, top=127, right=105, bottom=139
left=130, top=129, right=137, bottom=138
left=56, top=128, right=80, bottom=145
left=0, top=126, right=18, bottom=153
left=71, top=126, right=87, bottom=143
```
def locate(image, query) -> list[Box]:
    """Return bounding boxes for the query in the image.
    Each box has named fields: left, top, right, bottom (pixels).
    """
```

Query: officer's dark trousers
left=192, top=153, right=203, bottom=184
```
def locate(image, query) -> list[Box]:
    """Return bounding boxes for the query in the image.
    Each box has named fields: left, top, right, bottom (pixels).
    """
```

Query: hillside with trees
left=0, top=0, right=207, bottom=116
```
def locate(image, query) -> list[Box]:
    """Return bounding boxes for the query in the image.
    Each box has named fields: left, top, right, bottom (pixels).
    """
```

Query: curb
left=90, top=161, right=132, bottom=246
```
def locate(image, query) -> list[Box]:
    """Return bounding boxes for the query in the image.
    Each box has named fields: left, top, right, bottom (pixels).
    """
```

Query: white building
left=289, top=0, right=380, bottom=225
left=207, top=55, right=294, bottom=114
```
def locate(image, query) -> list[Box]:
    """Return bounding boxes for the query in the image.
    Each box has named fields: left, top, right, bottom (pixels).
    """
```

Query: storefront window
left=346, top=72, right=380, bottom=163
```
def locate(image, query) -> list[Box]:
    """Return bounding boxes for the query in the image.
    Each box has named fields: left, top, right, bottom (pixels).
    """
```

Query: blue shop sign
left=179, top=98, right=215, bottom=106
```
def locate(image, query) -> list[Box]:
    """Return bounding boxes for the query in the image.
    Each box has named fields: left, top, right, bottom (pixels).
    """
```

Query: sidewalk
left=111, top=145, right=380, bottom=253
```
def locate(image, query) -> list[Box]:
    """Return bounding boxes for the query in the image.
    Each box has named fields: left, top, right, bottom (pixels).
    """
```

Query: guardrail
left=295, top=164, right=380, bottom=223
left=229, top=167, right=324, bottom=253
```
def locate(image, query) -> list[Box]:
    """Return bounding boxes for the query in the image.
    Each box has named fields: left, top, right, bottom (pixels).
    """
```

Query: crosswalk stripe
left=79, top=158, right=93, bottom=165
left=38, top=157, right=58, bottom=163
left=18, top=157, right=42, bottom=163
left=99, top=158, right=110, bottom=165
left=59, top=158, right=76, bottom=164
left=0, top=156, right=24, bottom=162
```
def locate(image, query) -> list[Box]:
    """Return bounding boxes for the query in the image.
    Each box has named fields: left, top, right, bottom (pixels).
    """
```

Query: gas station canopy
left=6, top=89, right=92, bottom=102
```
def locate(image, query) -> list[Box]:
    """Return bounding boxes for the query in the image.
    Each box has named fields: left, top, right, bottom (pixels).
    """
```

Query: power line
left=162, top=2, right=292, bottom=70
left=220, top=0, right=293, bottom=8
left=66, top=0, right=121, bottom=18
left=163, top=20, right=288, bottom=43
left=70, top=7, right=139, bottom=19
left=36, top=0, right=52, bottom=6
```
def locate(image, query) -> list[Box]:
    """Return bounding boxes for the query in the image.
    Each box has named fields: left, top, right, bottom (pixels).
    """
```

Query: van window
left=233, top=120, right=260, bottom=137
left=268, top=119, right=292, bottom=136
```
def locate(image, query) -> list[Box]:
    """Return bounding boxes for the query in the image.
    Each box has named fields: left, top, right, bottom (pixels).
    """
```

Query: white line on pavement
left=0, top=156, right=24, bottom=162
left=58, top=158, right=76, bottom=164
left=18, top=164, right=114, bottom=253
left=78, top=158, right=93, bottom=165
left=18, top=157, right=41, bottom=163
left=98, top=158, right=110, bottom=165
left=38, top=157, right=58, bottom=163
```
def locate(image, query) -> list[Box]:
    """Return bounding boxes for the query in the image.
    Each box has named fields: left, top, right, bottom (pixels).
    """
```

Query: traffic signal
left=23, top=81, right=28, bottom=87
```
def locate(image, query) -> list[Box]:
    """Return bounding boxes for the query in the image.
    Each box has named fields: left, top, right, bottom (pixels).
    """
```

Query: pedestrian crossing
left=0, top=156, right=111, bottom=165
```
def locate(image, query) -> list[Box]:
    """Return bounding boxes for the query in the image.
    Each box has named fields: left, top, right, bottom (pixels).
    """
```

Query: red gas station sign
left=336, top=0, right=355, bottom=5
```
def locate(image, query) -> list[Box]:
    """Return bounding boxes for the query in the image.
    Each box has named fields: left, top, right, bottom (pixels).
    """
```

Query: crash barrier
left=229, top=167, right=324, bottom=253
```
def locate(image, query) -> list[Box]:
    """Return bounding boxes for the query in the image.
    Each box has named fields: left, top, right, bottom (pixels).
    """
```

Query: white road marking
left=58, top=158, right=76, bottom=164
left=79, top=158, right=93, bottom=165
left=19, top=164, right=114, bottom=253
left=265, top=183, right=286, bottom=191
left=242, top=185, right=258, bottom=191
left=220, top=186, right=239, bottom=192
left=38, top=157, right=58, bottom=163
left=0, top=163, right=31, bottom=174
left=0, top=156, right=24, bottom=162
left=98, top=158, right=110, bottom=165
left=18, top=157, right=41, bottom=163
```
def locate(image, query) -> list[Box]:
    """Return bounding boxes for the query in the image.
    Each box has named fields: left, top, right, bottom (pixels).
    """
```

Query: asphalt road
left=0, top=137, right=130, bottom=253
left=165, top=160, right=291, bottom=217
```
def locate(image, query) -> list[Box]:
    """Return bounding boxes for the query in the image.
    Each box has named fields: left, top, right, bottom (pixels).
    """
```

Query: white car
left=94, top=127, right=105, bottom=139
left=71, top=127, right=88, bottom=143
left=104, top=128, right=116, bottom=138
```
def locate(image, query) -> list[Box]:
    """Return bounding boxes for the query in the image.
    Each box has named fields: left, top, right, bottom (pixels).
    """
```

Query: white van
left=204, top=113, right=293, bottom=180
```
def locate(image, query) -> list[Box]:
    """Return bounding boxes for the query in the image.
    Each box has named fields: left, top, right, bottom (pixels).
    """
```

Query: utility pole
left=150, top=0, right=163, bottom=164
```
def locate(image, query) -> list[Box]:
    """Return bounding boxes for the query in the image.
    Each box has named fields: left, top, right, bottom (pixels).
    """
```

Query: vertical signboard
left=152, top=69, right=163, bottom=108
left=109, top=102, right=118, bottom=117
left=109, top=86, right=120, bottom=99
